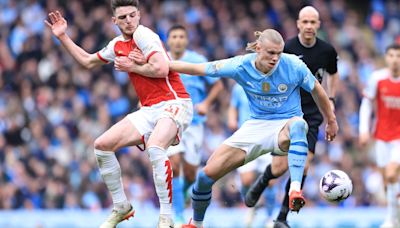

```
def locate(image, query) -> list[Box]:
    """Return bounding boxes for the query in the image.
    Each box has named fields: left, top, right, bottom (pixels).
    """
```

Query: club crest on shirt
left=262, top=82, right=270, bottom=93
left=278, top=84, right=288, bottom=93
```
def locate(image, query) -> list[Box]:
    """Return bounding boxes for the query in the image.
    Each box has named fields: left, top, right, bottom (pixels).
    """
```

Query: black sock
left=261, top=165, right=277, bottom=186
left=277, top=175, right=307, bottom=222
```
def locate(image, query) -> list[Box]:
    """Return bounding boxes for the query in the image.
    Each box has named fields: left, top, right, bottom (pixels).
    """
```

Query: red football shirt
left=364, top=69, right=400, bottom=141
left=97, top=25, right=189, bottom=106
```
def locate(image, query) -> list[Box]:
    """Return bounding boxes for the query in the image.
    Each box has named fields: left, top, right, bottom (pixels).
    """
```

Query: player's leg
left=273, top=116, right=318, bottom=227
left=169, top=152, right=186, bottom=224
left=182, top=124, right=204, bottom=193
left=381, top=140, right=400, bottom=227
left=189, top=144, right=246, bottom=228
left=188, top=119, right=272, bottom=228
left=94, top=116, right=143, bottom=228
left=238, top=162, right=258, bottom=227
left=244, top=154, right=287, bottom=207
left=277, top=117, right=309, bottom=212
left=148, top=99, right=193, bottom=227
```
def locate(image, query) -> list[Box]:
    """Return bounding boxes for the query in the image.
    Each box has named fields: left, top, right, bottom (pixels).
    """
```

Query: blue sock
left=183, top=178, right=193, bottom=193
left=288, top=120, right=308, bottom=185
left=172, top=177, right=184, bottom=219
left=191, top=170, right=215, bottom=222
left=263, top=186, right=276, bottom=217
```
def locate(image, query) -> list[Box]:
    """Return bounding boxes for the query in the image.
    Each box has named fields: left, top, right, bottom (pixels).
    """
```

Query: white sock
left=387, top=183, right=399, bottom=221
left=289, top=181, right=301, bottom=195
left=94, top=149, right=128, bottom=209
left=193, top=220, right=203, bottom=228
left=147, top=146, right=173, bottom=216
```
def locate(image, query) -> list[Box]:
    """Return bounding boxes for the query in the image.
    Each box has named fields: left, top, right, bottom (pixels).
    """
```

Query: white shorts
left=167, top=123, right=204, bottom=166
left=375, top=139, right=400, bottom=167
left=127, top=99, right=193, bottom=148
left=224, top=119, right=289, bottom=165
left=237, top=153, right=272, bottom=174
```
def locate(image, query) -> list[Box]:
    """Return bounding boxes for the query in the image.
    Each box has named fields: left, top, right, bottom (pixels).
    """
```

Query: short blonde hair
left=246, top=29, right=284, bottom=52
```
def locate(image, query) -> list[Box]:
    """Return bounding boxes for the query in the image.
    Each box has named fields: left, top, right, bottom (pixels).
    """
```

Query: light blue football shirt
left=169, top=50, right=219, bottom=124
left=230, top=83, right=251, bottom=127
left=205, top=53, right=316, bottom=120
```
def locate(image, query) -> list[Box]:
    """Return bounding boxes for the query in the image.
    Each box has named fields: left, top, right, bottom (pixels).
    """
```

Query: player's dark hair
left=167, top=25, right=187, bottom=37
left=111, top=0, right=139, bottom=13
left=386, top=43, right=400, bottom=53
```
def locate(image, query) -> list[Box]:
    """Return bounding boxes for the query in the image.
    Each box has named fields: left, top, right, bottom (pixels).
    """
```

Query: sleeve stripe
left=146, top=51, right=157, bottom=61
left=96, top=52, right=109, bottom=63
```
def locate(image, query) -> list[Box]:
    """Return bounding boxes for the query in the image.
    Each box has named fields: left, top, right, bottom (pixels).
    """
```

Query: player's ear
left=296, top=19, right=301, bottom=30
left=316, top=20, right=321, bottom=29
left=112, top=16, right=116, bottom=25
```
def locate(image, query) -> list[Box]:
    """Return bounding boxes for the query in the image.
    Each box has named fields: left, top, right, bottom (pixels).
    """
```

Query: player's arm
left=359, top=97, right=373, bottom=147
left=115, top=52, right=169, bottom=78
left=169, top=61, right=207, bottom=76
left=196, top=80, right=224, bottom=115
left=358, top=74, right=377, bottom=147
left=227, top=103, right=239, bottom=131
left=327, top=72, right=339, bottom=110
left=310, top=80, right=338, bottom=141
left=45, top=11, right=104, bottom=69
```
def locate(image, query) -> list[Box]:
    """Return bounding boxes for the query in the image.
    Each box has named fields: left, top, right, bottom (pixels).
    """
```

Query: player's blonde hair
left=246, top=29, right=284, bottom=52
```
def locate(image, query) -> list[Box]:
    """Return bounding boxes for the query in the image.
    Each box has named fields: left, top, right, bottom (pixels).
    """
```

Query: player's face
left=256, top=39, right=284, bottom=72
left=113, top=6, right=140, bottom=38
left=385, top=49, right=400, bottom=73
left=297, top=12, right=320, bottom=42
left=167, top=29, right=188, bottom=54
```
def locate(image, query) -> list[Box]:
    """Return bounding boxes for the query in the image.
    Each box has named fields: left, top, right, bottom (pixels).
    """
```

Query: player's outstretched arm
left=45, top=11, right=103, bottom=69
left=169, top=61, right=207, bottom=76
left=311, top=80, right=338, bottom=141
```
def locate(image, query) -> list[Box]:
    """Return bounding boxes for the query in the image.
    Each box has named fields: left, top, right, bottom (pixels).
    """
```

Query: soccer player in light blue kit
left=169, top=29, right=338, bottom=228
left=165, top=25, right=224, bottom=225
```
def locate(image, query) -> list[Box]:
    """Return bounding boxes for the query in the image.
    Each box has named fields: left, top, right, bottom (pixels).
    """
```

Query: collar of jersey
left=251, top=59, right=279, bottom=77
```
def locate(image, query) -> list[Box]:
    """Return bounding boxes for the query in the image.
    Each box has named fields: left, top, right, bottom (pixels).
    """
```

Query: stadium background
left=0, top=0, right=399, bottom=227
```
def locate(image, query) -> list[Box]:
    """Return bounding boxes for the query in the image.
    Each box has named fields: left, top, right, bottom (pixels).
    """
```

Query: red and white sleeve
left=133, top=25, right=169, bottom=62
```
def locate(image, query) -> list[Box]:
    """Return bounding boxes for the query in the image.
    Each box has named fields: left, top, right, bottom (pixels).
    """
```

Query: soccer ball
left=319, top=169, right=353, bottom=202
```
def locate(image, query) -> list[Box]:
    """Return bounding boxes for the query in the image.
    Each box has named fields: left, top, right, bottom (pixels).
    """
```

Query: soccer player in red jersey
left=359, top=43, right=400, bottom=228
left=45, top=1, right=192, bottom=227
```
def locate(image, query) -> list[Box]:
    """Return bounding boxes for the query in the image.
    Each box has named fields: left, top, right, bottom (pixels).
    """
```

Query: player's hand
left=195, top=102, right=209, bottom=116
left=358, top=132, right=370, bottom=147
left=227, top=120, right=238, bottom=132
left=115, top=56, right=134, bottom=72
left=128, top=49, right=146, bottom=65
left=325, top=120, right=338, bottom=142
left=44, top=11, right=68, bottom=38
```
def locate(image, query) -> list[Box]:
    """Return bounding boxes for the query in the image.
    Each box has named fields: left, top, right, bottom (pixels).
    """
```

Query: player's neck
left=171, top=51, right=184, bottom=60
left=391, top=69, right=400, bottom=78
left=255, top=61, right=271, bottom=74
left=298, top=34, right=316, bottom=48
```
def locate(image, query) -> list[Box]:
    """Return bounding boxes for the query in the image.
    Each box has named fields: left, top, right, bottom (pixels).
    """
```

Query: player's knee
left=94, top=137, right=112, bottom=151
left=385, top=164, right=399, bottom=183
left=289, top=118, right=308, bottom=137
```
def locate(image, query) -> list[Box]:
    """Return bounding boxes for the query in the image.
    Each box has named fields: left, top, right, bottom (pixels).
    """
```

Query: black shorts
left=272, top=113, right=323, bottom=156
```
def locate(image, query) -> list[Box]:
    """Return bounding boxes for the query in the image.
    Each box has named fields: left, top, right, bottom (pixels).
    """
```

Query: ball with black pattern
left=319, top=170, right=353, bottom=202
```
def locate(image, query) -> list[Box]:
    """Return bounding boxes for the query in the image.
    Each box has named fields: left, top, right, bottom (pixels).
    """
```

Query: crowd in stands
left=0, top=0, right=399, bottom=210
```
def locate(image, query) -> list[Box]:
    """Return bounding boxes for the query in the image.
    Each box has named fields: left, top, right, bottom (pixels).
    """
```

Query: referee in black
left=244, top=6, right=339, bottom=228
